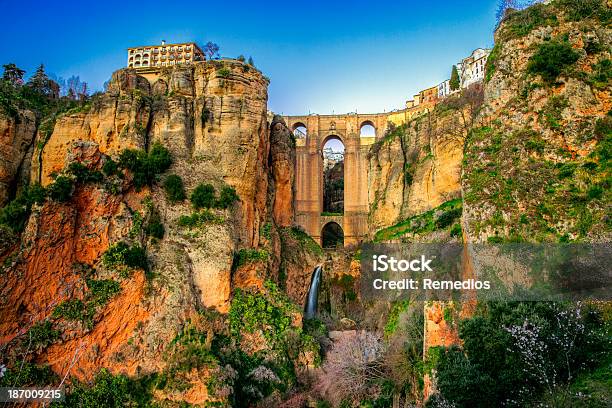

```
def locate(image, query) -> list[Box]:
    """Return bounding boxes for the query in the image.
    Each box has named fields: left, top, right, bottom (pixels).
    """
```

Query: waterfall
left=304, top=265, right=323, bottom=319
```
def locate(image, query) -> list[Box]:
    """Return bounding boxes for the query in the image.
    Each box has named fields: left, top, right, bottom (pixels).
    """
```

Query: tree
left=203, top=42, right=220, bottom=60
left=317, top=331, right=386, bottom=406
left=2, top=63, right=25, bottom=86
left=191, top=183, right=216, bottom=209
left=27, top=64, right=59, bottom=98
left=247, top=56, right=255, bottom=67
left=28, top=64, right=49, bottom=93
left=450, top=65, right=460, bottom=91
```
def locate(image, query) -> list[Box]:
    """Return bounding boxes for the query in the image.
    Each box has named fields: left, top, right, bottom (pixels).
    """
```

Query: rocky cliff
left=0, top=60, right=302, bottom=405
left=0, top=109, right=37, bottom=206
left=463, top=2, right=611, bottom=243
left=367, top=92, right=481, bottom=240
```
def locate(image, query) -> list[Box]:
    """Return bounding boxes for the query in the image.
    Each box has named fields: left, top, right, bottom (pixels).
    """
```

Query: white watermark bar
left=360, top=243, right=612, bottom=301
left=0, top=387, right=64, bottom=402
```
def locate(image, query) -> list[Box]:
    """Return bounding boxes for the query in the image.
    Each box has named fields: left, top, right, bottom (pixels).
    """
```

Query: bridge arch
left=321, top=134, right=344, bottom=150
left=359, top=120, right=376, bottom=137
left=321, top=221, right=344, bottom=248
left=321, top=136, right=344, bottom=215
left=292, top=122, right=307, bottom=138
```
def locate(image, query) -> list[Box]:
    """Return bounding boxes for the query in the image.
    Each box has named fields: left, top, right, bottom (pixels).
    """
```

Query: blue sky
left=1, top=0, right=499, bottom=115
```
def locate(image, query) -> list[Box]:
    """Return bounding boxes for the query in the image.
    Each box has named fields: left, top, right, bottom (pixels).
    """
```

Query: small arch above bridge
left=292, top=122, right=307, bottom=138
left=359, top=120, right=376, bottom=137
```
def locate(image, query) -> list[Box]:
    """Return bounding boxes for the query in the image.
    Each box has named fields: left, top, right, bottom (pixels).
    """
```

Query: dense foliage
left=429, top=301, right=611, bottom=407
left=118, top=143, right=172, bottom=189
left=527, top=39, right=580, bottom=83
left=102, top=242, right=148, bottom=273
left=163, top=174, right=186, bottom=203
left=374, top=199, right=463, bottom=241
left=52, top=278, right=121, bottom=329
left=191, top=183, right=240, bottom=209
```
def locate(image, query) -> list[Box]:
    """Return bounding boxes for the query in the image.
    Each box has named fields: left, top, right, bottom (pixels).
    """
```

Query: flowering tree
left=317, top=331, right=386, bottom=406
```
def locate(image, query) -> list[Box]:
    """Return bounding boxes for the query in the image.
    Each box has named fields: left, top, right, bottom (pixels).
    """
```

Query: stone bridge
left=283, top=113, right=396, bottom=247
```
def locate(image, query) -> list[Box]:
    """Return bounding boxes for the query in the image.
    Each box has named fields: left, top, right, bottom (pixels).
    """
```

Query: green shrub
left=102, top=158, right=119, bottom=176
left=27, top=320, right=60, bottom=349
left=25, top=183, right=47, bottom=204
left=52, top=299, right=87, bottom=321
left=46, top=175, right=74, bottom=202
left=435, top=208, right=462, bottom=229
left=67, top=162, right=103, bottom=184
left=261, top=222, right=272, bottom=240
left=0, top=361, right=57, bottom=387
left=57, top=368, right=154, bottom=407
left=52, top=278, right=120, bottom=328
left=557, top=162, right=577, bottom=178
left=217, top=185, right=239, bottom=209
left=87, top=278, right=121, bottom=307
left=118, top=143, right=172, bottom=189
left=594, top=116, right=612, bottom=140
left=374, top=199, right=463, bottom=242
left=384, top=300, right=410, bottom=338
left=234, top=248, right=269, bottom=269
left=450, top=223, right=462, bottom=238
left=556, top=0, right=611, bottom=22
left=145, top=208, right=164, bottom=239
left=527, top=40, right=580, bottom=83
left=589, top=59, right=612, bottom=89
left=525, top=136, right=546, bottom=153
left=102, top=242, right=148, bottom=271
left=498, top=4, right=558, bottom=41
left=587, top=184, right=604, bottom=200
left=0, top=183, right=47, bottom=232
left=163, top=174, right=186, bottom=203
left=177, top=210, right=223, bottom=228
left=217, top=67, right=231, bottom=78
left=542, top=96, right=568, bottom=129
left=191, top=183, right=216, bottom=209
left=0, top=200, right=29, bottom=232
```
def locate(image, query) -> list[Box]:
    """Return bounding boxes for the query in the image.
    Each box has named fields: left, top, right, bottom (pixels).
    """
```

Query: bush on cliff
left=163, top=174, right=186, bottom=203
left=118, top=143, right=172, bottom=189
left=217, top=185, right=239, bottom=209
left=527, top=40, right=580, bottom=83
left=0, top=183, right=46, bottom=232
left=102, top=242, right=148, bottom=273
left=67, top=162, right=103, bottom=184
left=46, top=175, right=74, bottom=202
left=190, top=183, right=239, bottom=209
left=190, top=183, right=216, bottom=209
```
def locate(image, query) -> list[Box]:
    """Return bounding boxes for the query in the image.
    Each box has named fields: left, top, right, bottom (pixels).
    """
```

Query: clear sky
left=1, top=0, right=499, bottom=115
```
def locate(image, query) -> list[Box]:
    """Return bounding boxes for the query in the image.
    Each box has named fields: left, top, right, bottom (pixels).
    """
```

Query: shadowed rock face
left=269, top=115, right=295, bottom=228
left=0, top=109, right=37, bottom=206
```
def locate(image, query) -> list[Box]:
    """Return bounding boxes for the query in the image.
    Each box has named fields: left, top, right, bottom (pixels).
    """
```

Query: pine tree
left=248, top=56, right=254, bottom=67
left=450, top=65, right=460, bottom=91
left=28, top=64, right=49, bottom=94
left=2, top=63, right=25, bottom=86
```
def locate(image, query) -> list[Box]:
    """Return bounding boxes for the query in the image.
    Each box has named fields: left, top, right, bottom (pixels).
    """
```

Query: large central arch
left=284, top=113, right=389, bottom=247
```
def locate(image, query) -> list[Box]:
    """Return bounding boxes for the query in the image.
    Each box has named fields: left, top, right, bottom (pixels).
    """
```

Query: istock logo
left=372, top=254, right=434, bottom=272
